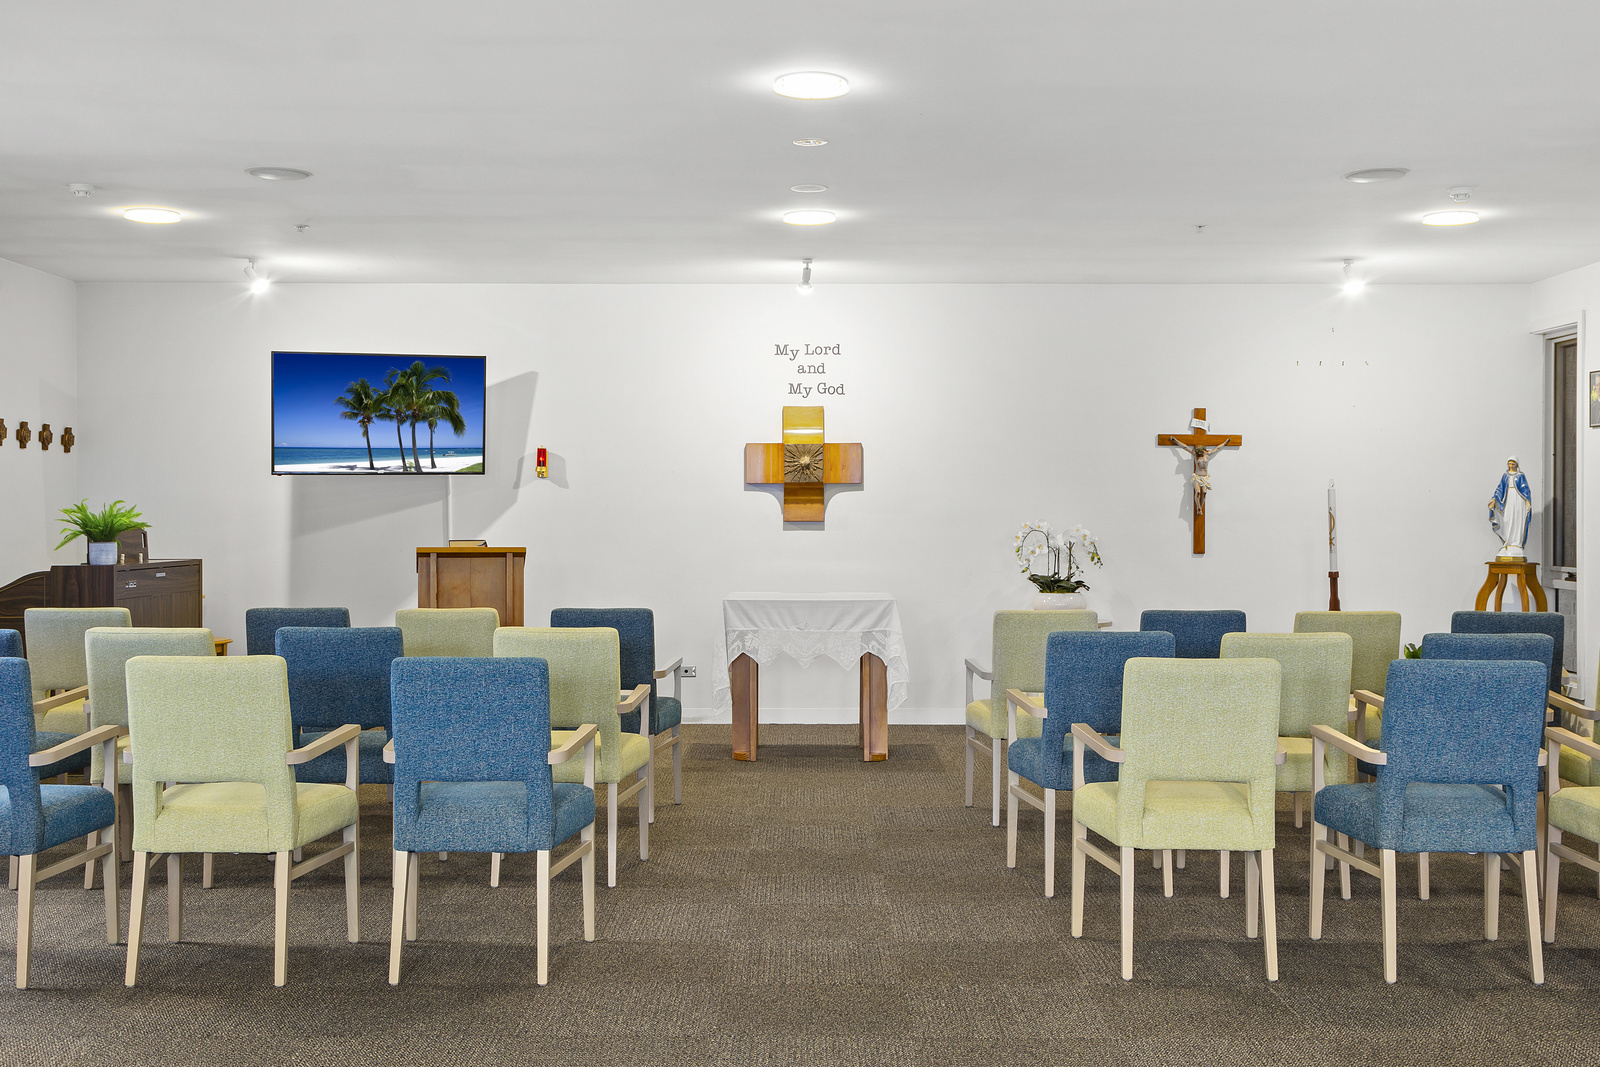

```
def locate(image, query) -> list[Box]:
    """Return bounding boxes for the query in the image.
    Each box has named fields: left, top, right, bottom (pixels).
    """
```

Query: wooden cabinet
left=415, top=548, right=524, bottom=625
left=48, top=559, right=203, bottom=627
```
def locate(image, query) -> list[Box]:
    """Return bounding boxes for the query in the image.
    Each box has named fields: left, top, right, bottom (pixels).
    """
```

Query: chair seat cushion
left=1277, top=736, right=1350, bottom=794
left=965, top=699, right=1043, bottom=741
left=1073, top=780, right=1268, bottom=851
left=1316, top=781, right=1530, bottom=853
left=31, top=730, right=91, bottom=779
left=550, top=731, right=651, bottom=784
left=0, top=784, right=117, bottom=854
left=295, top=728, right=393, bottom=785
left=395, top=781, right=596, bottom=853
left=36, top=698, right=87, bottom=736
left=133, top=781, right=357, bottom=854
left=91, top=734, right=135, bottom=786
left=1008, top=734, right=1118, bottom=790
left=1549, top=785, right=1600, bottom=844
left=621, top=695, right=683, bottom=737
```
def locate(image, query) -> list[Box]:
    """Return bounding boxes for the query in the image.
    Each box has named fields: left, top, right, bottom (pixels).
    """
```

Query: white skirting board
left=683, top=707, right=961, bottom=726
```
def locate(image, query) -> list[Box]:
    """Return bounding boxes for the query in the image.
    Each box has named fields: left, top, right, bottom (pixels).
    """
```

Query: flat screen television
left=271, top=352, right=486, bottom=475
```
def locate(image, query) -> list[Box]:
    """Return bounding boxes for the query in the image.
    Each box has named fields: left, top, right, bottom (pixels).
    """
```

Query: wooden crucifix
left=744, top=406, right=862, bottom=523
left=1156, top=407, right=1242, bottom=555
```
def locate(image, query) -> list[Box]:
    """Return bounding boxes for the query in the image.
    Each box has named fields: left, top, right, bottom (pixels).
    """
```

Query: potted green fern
left=55, top=500, right=150, bottom=565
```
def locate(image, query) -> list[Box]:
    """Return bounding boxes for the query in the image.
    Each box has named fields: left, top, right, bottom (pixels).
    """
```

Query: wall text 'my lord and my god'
left=775, top=343, right=845, bottom=399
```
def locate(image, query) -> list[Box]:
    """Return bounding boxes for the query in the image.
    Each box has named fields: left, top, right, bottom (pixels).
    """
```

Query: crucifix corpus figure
left=1156, top=407, right=1243, bottom=555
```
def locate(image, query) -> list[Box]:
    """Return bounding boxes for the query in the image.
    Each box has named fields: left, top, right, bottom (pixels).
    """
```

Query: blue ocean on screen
left=274, top=446, right=482, bottom=467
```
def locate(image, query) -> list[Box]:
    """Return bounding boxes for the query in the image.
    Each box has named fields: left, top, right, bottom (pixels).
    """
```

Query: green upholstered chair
left=965, top=610, right=1097, bottom=826
left=395, top=607, right=499, bottom=657
left=1293, top=610, right=1400, bottom=746
left=493, top=627, right=651, bottom=888
left=1070, top=657, right=1283, bottom=981
left=1543, top=714, right=1600, bottom=944
left=122, top=655, right=362, bottom=987
left=23, top=607, right=131, bottom=737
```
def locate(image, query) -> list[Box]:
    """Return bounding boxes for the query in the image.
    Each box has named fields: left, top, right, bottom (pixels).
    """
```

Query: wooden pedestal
left=730, top=652, right=889, bottom=762
left=1473, top=560, right=1549, bottom=613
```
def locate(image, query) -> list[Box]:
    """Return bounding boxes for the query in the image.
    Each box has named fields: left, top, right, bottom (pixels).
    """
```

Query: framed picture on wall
left=1591, top=370, right=1600, bottom=427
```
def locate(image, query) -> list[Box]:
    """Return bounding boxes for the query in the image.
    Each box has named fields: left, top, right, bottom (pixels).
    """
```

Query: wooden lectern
left=415, top=547, right=525, bottom=625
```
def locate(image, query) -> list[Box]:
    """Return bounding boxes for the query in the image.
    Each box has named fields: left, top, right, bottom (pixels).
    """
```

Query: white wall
left=74, top=282, right=1538, bottom=721
left=0, top=257, right=77, bottom=579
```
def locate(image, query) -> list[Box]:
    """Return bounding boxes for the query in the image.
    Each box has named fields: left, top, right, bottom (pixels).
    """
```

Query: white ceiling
left=4, top=0, right=1600, bottom=284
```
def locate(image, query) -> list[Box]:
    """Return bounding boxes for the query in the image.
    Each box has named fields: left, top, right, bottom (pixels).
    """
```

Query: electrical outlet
left=681, top=666, right=697, bottom=678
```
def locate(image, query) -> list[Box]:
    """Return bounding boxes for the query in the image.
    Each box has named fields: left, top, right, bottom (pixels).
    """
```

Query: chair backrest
left=244, top=607, right=351, bottom=657
left=990, top=610, right=1098, bottom=714
left=1421, top=633, right=1554, bottom=701
left=1450, top=611, right=1564, bottom=693
left=1138, top=610, right=1245, bottom=659
left=390, top=656, right=558, bottom=851
left=22, top=607, right=132, bottom=693
left=395, top=608, right=498, bottom=657
left=117, top=528, right=148, bottom=563
left=1373, top=658, right=1546, bottom=850
left=0, top=657, right=43, bottom=855
left=0, top=630, right=20, bottom=658
left=1116, top=657, right=1281, bottom=845
left=1293, top=610, right=1402, bottom=696
left=86, top=627, right=216, bottom=729
left=1220, top=632, right=1352, bottom=740
left=124, top=656, right=300, bottom=851
left=493, top=627, right=623, bottom=780
left=551, top=607, right=655, bottom=696
left=1042, top=631, right=1175, bottom=749
left=277, top=626, right=403, bottom=732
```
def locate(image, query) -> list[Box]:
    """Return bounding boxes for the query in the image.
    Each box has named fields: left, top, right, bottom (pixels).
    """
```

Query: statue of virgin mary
left=1489, top=457, right=1532, bottom=560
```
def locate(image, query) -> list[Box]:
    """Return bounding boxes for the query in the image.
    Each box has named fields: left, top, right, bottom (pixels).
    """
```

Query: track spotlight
left=798, top=258, right=813, bottom=293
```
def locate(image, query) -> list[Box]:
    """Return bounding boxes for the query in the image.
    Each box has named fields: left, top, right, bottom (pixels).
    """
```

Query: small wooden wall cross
left=1156, top=407, right=1242, bottom=555
left=744, top=406, right=862, bottom=523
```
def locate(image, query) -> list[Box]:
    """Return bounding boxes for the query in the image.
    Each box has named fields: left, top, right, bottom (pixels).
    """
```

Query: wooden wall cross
left=1156, top=406, right=1242, bottom=555
left=744, top=406, right=863, bottom=523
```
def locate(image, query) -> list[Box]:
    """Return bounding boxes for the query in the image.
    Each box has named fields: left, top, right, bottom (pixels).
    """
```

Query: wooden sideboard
left=48, top=559, right=203, bottom=627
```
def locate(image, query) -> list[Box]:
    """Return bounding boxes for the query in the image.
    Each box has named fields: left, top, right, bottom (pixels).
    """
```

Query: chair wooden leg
left=273, top=851, right=290, bottom=987
left=536, top=849, right=551, bottom=986
left=490, top=852, right=502, bottom=888
left=439, top=853, right=448, bottom=861
left=1220, top=850, right=1230, bottom=898
left=1338, top=834, right=1352, bottom=899
left=607, top=782, right=619, bottom=888
left=639, top=768, right=650, bottom=862
left=1120, top=845, right=1135, bottom=980
left=7, top=855, right=15, bottom=891
left=85, top=833, right=97, bottom=889
left=1245, top=850, right=1259, bottom=938
left=1521, top=849, right=1545, bottom=984
left=1162, top=850, right=1174, bottom=898
left=1309, top=817, right=1327, bottom=940
left=202, top=853, right=214, bottom=889
left=101, top=826, right=119, bottom=944
left=582, top=821, right=596, bottom=943
left=1005, top=769, right=1020, bottom=870
left=963, top=726, right=975, bottom=808
left=671, top=725, right=682, bottom=805
left=166, top=854, right=183, bottom=943
left=1261, top=849, right=1278, bottom=981
left=1484, top=852, right=1501, bottom=941
left=1419, top=852, right=1430, bottom=900
left=1294, top=793, right=1303, bottom=829
left=343, top=823, right=359, bottom=943
left=1153, top=851, right=1161, bottom=869
left=1070, top=820, right=1087, bottom=938
left=405, top=851, right=419, bottom=941
left=1536, top=793, right=1548, bottom=897
left=117, top=787, right=133, bottom=863
left=1544, top=827, right=1562, bottom=943
left=15, top=854, right=36, bottom=989
left=646, top=739, right=657, bottom=826
left=1381, top=849, right=1398, bottom=984
left=125, top=852, right=151, bottom=987
left=1175, top=849, right=1186, bottom=869
left=1043, top=788, right=1056, bottom=898
left=991, top=739, right=1003, bottom=827
left=388, top=850, right=409, bottom=985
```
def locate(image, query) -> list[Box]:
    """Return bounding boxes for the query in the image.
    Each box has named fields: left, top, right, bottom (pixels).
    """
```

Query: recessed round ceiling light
left=1421, top=209, right=1480, bottom=226
left=1344, top=168, right=1409, bottom=183
left=774, top=72, right=850, bottom=100
left=792, top=139, right=828, bottom=147
left=121, top=207, right=184, bottom=224
left=783, top=209, right=836, bottom=226
left=247, top=167, right=312, bottom=181
left=790, top=184, right=828, bottom=193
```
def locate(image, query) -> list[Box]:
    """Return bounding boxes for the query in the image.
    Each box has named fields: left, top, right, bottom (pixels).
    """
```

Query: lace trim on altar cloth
left=712, top=627, right=910, bottom=713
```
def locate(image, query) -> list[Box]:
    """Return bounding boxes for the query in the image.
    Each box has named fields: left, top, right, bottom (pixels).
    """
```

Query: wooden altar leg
left=1516, top=571, right=1531, bottom=612
left=731, top=654, right=759, bottom=761
left=1474, top=569, right=1498, bottom=611
left=859, top=653, right=888, bottom=762
left=1493, top=574, right=1509, bottom=611
left=1528, top=566, right=1549, bottom=612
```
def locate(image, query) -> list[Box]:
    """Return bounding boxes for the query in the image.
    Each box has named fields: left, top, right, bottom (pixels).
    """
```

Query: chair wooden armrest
left=1311, top=723, right=1385, bottom=765
left=1006, top=688, right=1045, bottom=719
left=1071, top=722, right=1125, bottom=763
left=33, top=685, right=88, bottom=716
left=1275, top=742, right=1287, bottom=766
left=652, top=658, right=683, bottom=679
left=27, top=724, right=127, bottom=767
left=618, top=684, right=650, bottom=715
left=286, top=723, right=360, bottom=765
left=383, top=739, right=396, bottom=764
left=1549, top=692, right=1598, bottom=722
left=549, top=723, right=599, bottom=765
left=1547, top=726, right=1600, bottom=764
left=964, top=659, right=993, bottom=681
left=1348, top=689, right=1383, bottom=723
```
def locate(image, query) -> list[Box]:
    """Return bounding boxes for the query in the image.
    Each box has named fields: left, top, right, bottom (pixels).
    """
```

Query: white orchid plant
left=1014, top=521, right=1103, bottom=593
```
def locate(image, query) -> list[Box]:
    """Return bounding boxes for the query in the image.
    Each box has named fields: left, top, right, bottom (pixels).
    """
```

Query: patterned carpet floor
left=1, top=723, right=1597, bottom=1066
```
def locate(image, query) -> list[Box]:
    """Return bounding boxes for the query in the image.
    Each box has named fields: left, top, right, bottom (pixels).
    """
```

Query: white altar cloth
left=712, top=592, right=910, bottom=713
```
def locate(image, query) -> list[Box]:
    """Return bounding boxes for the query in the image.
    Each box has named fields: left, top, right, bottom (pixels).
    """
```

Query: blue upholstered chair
left=1004, top=631, right=1174, bottom=898
left=1139, top=610, right=1246, bottom=659
left=1309, top=659, right=1547, bottom=984
left=385, top=657, right=598, bottom=986
left=0, top=629, right=85, bottom=784
left=276, top=626, right=402, bottom=787
left=1450, top=611, right=1564, bottom=695
left=551, top=608, right=685, bottom=816
left=244, top=607, right=351, bottom=656
left=0, top=656, right=124, bottom=988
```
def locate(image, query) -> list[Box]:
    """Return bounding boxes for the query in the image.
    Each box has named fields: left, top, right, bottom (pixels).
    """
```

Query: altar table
left=715, top=593, right=909, bottom=762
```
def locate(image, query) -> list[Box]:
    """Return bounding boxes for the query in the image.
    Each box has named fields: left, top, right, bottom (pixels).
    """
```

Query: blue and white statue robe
left=1490, top=469, right=1532, bottom=556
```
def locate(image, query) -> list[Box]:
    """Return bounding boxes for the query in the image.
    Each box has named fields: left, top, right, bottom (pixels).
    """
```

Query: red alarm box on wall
left=536, top=447, right=548, bottom=478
